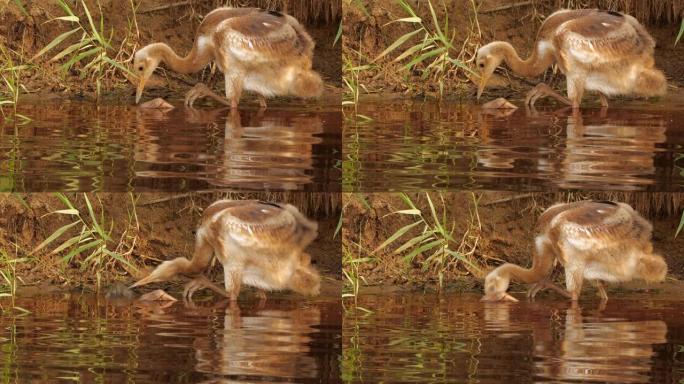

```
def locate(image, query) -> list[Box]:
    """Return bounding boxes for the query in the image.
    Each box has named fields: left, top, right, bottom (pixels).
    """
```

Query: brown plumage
left=476, top=9, right=666, bottom=108
left=482, top=200, right=667, bottom=302
left=130, top=199, right=321, bottom=302
left=133, top=7, right=322, bottom=108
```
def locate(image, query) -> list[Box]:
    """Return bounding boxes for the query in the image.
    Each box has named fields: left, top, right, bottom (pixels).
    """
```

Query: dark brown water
left=344, top=99, right=684, bottom=191
left=343, top=293, right=684, bottom=383
left=0, top=292, right=341, bottom=383
left=1, top=103, right=341, bottom=192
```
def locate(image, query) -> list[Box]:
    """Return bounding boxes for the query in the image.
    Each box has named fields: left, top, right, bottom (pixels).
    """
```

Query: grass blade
left=334, top=212, right=343, bottom=239
left=383, top=16, right=422, bottom=26
left=404, top=47, right=446, bottom=69
left=395, top=209, right=421, bottom=215
left=30, top=28, right=80, bottom=61
left=393, top=42, right=427, bottom=63
left=372, top=220, right=421, bottom=254
left=403, top=239, right=442, bottom=263
left=56, top=0, right=75, bottom=17
left=101, top=56, right=135, bottom=76
left=49, top=41, right=87, bottom=62
left=61, top=46, right=100, bottom=71
left=81, top=0, right=104, bottom=46
left=50, top=235, right=83, bottom=255
left=54, top=16, right=80, bottom=22
left=54, top=193, right=76, bottom=210
left=63, top=239, right=100, bottom=263
left=103, top=249, right=137, bottom=271
left=393, top=232, right=431, bottom=254
left=333, top=21, right=342, bottom=47
left=31, top=221, right=79, bottom=254
left=54, top=209, right=80, bottom=215
left=373, top=29, right=422, bottom=62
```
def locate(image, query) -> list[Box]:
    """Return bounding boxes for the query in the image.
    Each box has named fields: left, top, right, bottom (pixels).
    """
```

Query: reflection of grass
left=342, top=111, right=373, bottom=192
left=0, top=245, right=31, bottom=314
left=341, top=295, right=485, bottom=383
left=675, top=18, right=683, bottom=46
left=342, top=194, right=374, bottom=300
left=341, top=305, right=368, bottom=383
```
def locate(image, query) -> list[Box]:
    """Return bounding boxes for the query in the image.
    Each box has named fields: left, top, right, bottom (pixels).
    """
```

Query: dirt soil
left=0, top=192, right=341, bottom=291
left=0, top=0, right=341, bottom=101
left=343, top=192, right=684, bottom=290
left=343, top=0, right=684, bottom=97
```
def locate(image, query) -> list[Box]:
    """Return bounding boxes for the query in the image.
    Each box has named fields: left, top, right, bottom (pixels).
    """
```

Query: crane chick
left=133, top=7, right=323, bottom=108
left=476, top=9, right=666, bottom=108
left=131, top=199, right=321, bottom=302
left=482, top=200, right=667, bottom=302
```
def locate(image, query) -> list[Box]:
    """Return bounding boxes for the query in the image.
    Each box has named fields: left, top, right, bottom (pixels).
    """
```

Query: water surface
left=1, top=102, right=341, bottom=191
left=343, top=293, right=684, bottom=383
left=1, top=292, right=341, bottom=382
left=344, top=99, right=684, bottom=191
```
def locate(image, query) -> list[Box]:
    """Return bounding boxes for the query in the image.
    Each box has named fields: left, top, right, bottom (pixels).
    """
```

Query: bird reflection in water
left=560, top=109, right=666, bottom=189
left=133, top=107, right=323, bottom=190
left=476, top=107, right=667, bottom=189
left=483, top=301, right=668, bottom=383
left=194, top=304, right=321, bottom=381
left=131, top=298, right=322, bottom=382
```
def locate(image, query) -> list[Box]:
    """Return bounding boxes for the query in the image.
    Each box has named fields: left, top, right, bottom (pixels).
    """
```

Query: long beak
left=135, top=76, right=148, bottom=104
left=130, top=275, right=153, bottom=289
left=477, top=72, right=490, bottom=101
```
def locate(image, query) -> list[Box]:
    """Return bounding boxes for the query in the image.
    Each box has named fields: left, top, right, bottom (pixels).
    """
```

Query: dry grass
left=140, top=191, right=341, bottom=218
left=510, top=192, right=684, bottom=218
left=545, top=0, right=684, bottom=24
left=221, top=0, right=340, bottom=23
left=220, top=191, right=342, bottom=217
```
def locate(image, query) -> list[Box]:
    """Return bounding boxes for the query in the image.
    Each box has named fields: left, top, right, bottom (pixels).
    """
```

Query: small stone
left=482, top=97, right=518, bottom=109
left=104, top=282, right=136, bottom=300
left=138, top=98, right=174, bottom=109
left=138, top=289, right=178, bottom=301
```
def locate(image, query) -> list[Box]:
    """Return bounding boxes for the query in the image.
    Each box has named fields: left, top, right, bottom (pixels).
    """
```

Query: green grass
left=371, top=0, right=478, bottom=97
left=677, top=18, right=684, bottom=46
left=343, top=50, right=376, bottom=106
left=0, top=44, right=31, bottom=123
left=372, top=192, right=483, bottom=288
left=31, top=0, right=135, bottom=98
left=31, top=193, right=140, bottom=289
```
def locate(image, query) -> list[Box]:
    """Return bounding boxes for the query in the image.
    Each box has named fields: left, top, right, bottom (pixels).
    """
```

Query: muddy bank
left=0, top=192, right=341, bottom=291
left=342, top=192, right=684, bottom=288
left=343, top=0, right=684, bottom=97
left=1, top=0, right=341, bottom=101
